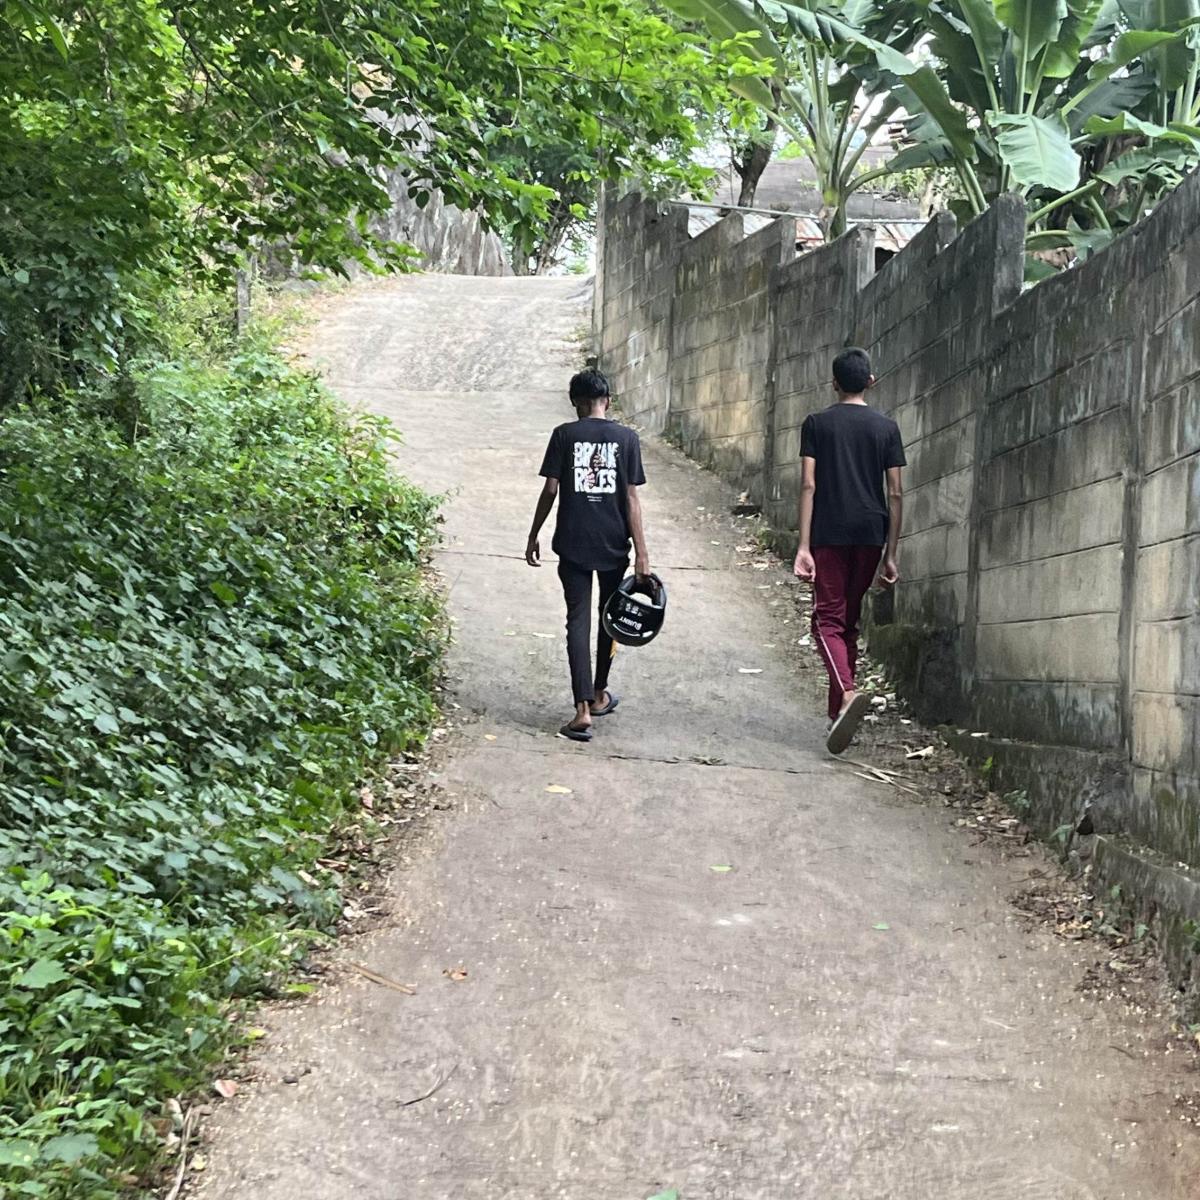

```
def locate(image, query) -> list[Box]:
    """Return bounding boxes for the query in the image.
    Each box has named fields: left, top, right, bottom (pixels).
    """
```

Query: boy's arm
left=627, top=484, right=650, bottom=579
left=878, top=466, right=904, bottom=586
left=793, top=456, right=817, bottom=581
left=525, top=478, right=558, bottom=567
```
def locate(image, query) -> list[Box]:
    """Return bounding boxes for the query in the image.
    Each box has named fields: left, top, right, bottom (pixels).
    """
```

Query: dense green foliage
left=0, top=0, right=746, bottom=1192
left=0, top=0, right=740, bottom=401
left=487, top=1, right=732, bottom=273
left=0, top=328, right=442, bottom=1196
left=665, top=0, right=1200, bottom=256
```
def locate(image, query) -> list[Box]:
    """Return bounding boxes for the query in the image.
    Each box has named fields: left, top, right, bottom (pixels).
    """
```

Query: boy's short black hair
left=832, top=347, right=872, bottom=394
left=569, top=368, right=610, bottom=402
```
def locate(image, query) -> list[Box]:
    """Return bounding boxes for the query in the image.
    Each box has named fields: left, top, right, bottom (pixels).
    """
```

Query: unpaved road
left=200, top=274, right=1199, bottom=1199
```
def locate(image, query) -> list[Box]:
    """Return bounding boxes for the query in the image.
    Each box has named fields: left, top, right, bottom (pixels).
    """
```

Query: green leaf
left=994, top=0, right=1068, bottom=55
left=646, top=1192, right=680, bottom=1200
left=660, top=0, right=787, bottom=68
left=925, top=7, right=996, bottom=113
left=730, top=72, right=779, bottom=109
left=39, top=1133, right=99, bottom=1164
left=15, top=957, right=71, bottom=989
left=960, top=0, right=1005, bottom=63
left=1094, top=139, right=1199, bottom=183
left=44, top=14, right=69, bottom=61
left=1065, top=73, right=1157, bottom=129
left=0, top=1141, right=38, bottom=1168
left=1084, top=112, right=1200, bottom=144
left=1043, top=0, right=1107, bottom=76
left=93, top=712, right=120, bottom=735
left=209, top=580, right=238, bottom=605
left=894, top=67, right=977, bottom=161
left=1087, top=29, right=1181, bottom=80
left=1084, top=0, right=1125, bottom=48
left=991, top=112, right=1081, bottom=190
left=886, top=138, right=957, bottom=173
left=709, top=864, right=733, bottom=872
left=1118, top=1, right=1200, bottom=89
left=1084, top=112, right=1169, bottom=136
left=872, top=922, right=890, bottom=931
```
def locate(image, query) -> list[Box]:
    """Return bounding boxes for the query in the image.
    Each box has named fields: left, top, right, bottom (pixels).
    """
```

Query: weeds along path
left=200, top=274, right=1199, bottom=1200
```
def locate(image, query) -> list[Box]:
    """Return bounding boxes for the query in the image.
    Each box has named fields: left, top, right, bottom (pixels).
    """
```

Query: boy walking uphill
left=793, top=348, right=905, bottom=755
left=525, top=368, right=651, bottom=742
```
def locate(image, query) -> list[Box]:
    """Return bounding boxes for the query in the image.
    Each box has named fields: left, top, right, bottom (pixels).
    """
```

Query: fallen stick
left=348, top=962, right=416, bottom=995
left=400, top=1063, right=459, bottom=1107
left=163, top=1107, right=197, bottom=1200
left=842, top=761, right=922, bottom=796
left=842, top=757, right=903, bottom=777
left=853, top=771, right=891, bottom=789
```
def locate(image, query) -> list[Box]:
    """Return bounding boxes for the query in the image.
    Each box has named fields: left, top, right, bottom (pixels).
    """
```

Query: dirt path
left=200, top=274, right=1197, bottom=1199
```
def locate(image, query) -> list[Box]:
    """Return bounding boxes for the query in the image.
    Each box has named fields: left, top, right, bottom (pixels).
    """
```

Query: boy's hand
left=877, top=556, right=899, bottom=587
left=525, top=537, right=541, bottom=567
left=793, top=548, right=816, bottom=581
left=635, top=554, right=651, bottom=581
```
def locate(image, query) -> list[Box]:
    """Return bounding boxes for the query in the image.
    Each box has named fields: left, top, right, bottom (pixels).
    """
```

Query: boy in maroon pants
left=793, top=348, right=905, bottom=754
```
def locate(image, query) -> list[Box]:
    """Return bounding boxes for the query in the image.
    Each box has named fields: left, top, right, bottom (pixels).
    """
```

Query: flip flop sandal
left=591, top=693, right=620, bottom=716
left=826, top=692, right=871, bottom=756
left=559, top=722, right=593, bottom=742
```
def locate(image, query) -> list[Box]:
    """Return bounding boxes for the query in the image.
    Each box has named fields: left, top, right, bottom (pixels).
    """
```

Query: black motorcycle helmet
left=603, top=573, right=667, bottom=647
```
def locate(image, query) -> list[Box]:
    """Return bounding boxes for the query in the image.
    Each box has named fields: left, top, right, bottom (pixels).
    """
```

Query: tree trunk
left=528, top=204, right=573, bottom=276
left=510, top=245, right=532, bottom=275
left=734, top=119, right=776, bottom=209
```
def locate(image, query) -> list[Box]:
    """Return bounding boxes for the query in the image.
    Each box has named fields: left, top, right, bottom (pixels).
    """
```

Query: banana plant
left=664, top=0, right=936, bottom=236
left=920, top=0, right=1200, bottom=255
left=665, top=0, right=1200, bottom=256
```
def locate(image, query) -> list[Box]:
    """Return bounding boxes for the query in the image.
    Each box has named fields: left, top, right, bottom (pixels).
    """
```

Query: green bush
left=0, top=338, right=442, bottom=1196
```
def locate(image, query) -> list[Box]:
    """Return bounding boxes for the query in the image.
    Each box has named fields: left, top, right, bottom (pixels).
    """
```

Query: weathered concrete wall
left=767, top=227, right=873, bottom=538
left=597, top=194, right=688, bottom=433
left=1127, top=177, right=1200, bottom=868
left=861, top=202, right=1026, bottom=722
left=974, top=209, right=1136, bottom=755
left=668, top=217, right=793, bottom=498
left=595, top=178, right=1200, bottom=986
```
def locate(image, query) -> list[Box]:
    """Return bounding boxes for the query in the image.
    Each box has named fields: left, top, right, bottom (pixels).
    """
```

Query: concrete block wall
left=596, top=178, right=1200, bottom=981
left=1127, top=177, right=1200, bottom=866
left=974, top=208, right=1140, bottom=755
left=597, top=193, right=688, bottom=433
left=861, top=203, right=1027, bottom=720
left=766, top=227, right=874, bottom=537
left=667, top=216, right=793, bottom=499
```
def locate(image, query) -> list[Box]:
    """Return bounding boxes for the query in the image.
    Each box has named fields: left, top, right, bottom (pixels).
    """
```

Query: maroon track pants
left=811, top=545, right=882, bottom=721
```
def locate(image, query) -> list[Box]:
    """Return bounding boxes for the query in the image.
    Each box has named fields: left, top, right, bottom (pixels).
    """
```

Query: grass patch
left=0, top=331, right=442, bottom=1196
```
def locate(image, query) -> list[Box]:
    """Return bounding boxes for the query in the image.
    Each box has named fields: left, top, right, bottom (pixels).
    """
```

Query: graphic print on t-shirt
left=574, top=441, right=618, bottom=499
left=540, top=417, right=645, bottom=570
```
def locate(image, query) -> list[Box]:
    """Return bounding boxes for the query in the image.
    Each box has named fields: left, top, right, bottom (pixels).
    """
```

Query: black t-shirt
left=800, top=403, right=906, bottom=547
left=539, top=417, right=646, bottom=570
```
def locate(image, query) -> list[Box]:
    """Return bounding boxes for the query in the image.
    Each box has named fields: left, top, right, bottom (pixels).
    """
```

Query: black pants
left=557, top=559, right=627, bottom=706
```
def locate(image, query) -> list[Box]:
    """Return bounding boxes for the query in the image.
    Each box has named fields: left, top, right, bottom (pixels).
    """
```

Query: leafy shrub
left=0, top=338, right=442, bottom=1196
